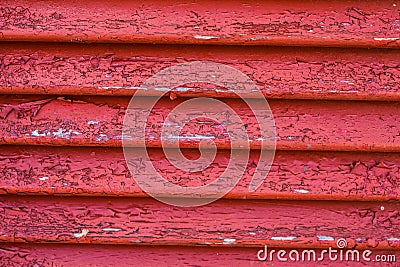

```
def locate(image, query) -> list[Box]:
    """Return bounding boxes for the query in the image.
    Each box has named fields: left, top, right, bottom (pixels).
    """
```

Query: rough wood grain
left=0, top=195, right=399, bottom=249
left=1, top=95, right=399, bottom=152
left=0, top=0, right=399, bottom=48
left=1, top=43, right=399, bottom=100
left=1, top=145, right=400, bottom=201
left=0, top=243, right=398, bottom=266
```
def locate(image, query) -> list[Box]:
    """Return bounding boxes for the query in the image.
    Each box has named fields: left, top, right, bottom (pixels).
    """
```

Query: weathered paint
left=1, top=146, right=400, bottom=201
left=0, top=43, right=399, bottom=100
left=2, top=243, right=399, bottom=266
left=0, top=195, right=399, bottom=250
left=1, top=96, right=399, bottom=152
left=0, top=0, right=399, bottom=48
left=1, top=0, right=399, bottom=263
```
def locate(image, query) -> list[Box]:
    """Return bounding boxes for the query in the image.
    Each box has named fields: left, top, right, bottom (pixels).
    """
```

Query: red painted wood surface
left=1, top=0, right=399, bottom=265
left=1, top=195, right=399, bottom=250
left=0, top=0, right=399, bottom=48
left=1, top=243, right=399, bottom=266
left=0, top=43, right=399, bottom=101
left=1, top=146, right=400, bottom=201
left=1, top=95, right=399, bottom=152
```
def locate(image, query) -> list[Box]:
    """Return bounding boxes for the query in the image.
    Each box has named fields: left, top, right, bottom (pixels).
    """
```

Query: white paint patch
left=340, top=80, right=355, bottom=85
left=271, top=236, right=297, bottom=241
left=52, top=128, right=81, bottom=138
left=87, top=120, right=99, bottom=125
left=174, top=87, right=191, bottom=92
left=154, top=87, right=170, bottom=91
left=387, top=237, right=400, bottom=241
left=97, top=133, right=109, bottom=141
left=194, top=35, right=219, bottom=40
left=168, top=134, right=215, bottom=140
left=223, top=238, right=236, bottom=244
left=294, top=189, right=309, bottom=194
left=374, top=37, right=399, bottom=41
left=318, top=236, right=334, bottom=241
left=73, top=229, right=89, bottom=238
left=102, top=228, right=122, bottom=232
left=73, top=233, right=84, bottom=238
left=38, top=176, right=49, bottom=181
left=31, top=128, right=81, bottom=138
left=31, top=130, right=46, bottom=137
left=381, top=206, right=385, bottom=211
left=215, top=88, right=235, bottom=93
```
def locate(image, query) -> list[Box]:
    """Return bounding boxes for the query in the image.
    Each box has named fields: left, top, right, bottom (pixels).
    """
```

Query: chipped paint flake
left=73, top=229, right=89, bottom=238
left=294, top=189, right=309, bottom=194
left=38, top=176, right=49, bottom=181
left=102, top=228, right=122, bottom=232
left=318, top=236, right=335, bottom=241
left=223, top=238, right=236, bottom=244
left=194, top=35, right=219, bottom=40
left=31, top=130, right=47, bottom=137
left=31, top=128, right=81, bottom=138
left=97, top=133, right=109, bottom=141
left=374, top=37, right=399, bottom=41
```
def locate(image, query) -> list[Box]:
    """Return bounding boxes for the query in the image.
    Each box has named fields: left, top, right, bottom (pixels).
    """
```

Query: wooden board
left=0, top=195, right=399, bottom=250
left=1, top=43, right=399, bottom=101
left=1, top=95, right=400, bottom=152
left=1, top=145, right=400, bottom=201
left=1, top=243, right=399, bottom=266
left=0, top=0, right=399, bottom=48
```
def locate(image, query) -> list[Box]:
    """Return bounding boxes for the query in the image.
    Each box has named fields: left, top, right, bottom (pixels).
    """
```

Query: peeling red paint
left=0, top=0, right=399, bottom=48
left=1, top=0, right=399, bottom=263
left=1, top=146, right=400, bottom=201
left=0, top=43, right=399, bottom=100
left=0, top=195, right=399, bottom=250
left=1, top=243, right=399, bottom=266
left=0, top=96, right=399, bottom=152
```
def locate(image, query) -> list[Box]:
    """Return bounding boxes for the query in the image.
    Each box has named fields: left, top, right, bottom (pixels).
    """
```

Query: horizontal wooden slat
left=1, top=243, right=399, bottom=266
left=1, top=43, right=399, bottom=100
left=1, top=145, right=400, bottom=201
left=0, top=0, right=399, bottom=48
left=0, top=195, right=399, bottom=249
left=1, top=95, right=399, bottom=152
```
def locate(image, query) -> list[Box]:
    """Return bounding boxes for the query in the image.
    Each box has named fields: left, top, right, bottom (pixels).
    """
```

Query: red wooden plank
left=1, top=95, right=399, bottom=152
left=0, top=195, right=399, bottom=249
left=0, top=243, right=398, bottom=266
left=1, top=43, right=399, bottom=101
left=1, top=145, right=400, bottom=201
left=0, top=0, right=399, bottom=48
